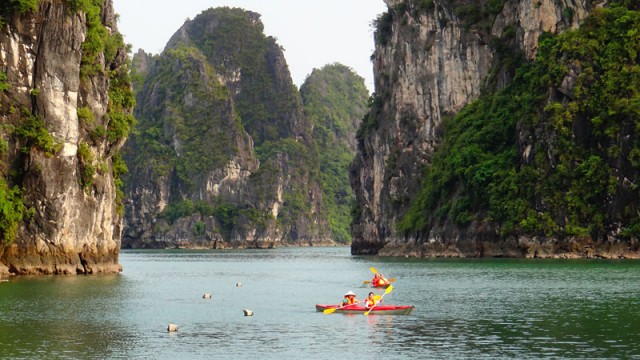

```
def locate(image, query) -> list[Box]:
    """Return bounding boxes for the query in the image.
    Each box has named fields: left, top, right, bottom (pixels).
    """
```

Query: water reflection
left=0, top=249, right=639, bottom=359
left=0, top=275, right=138, bottom=358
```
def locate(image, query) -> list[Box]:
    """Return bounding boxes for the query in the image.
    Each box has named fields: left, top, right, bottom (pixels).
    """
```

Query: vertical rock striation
left=0, top=0, right=133, bottom=274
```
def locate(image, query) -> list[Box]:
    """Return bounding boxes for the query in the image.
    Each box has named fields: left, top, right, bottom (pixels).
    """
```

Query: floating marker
left=202, top=293, right=212, bottom=299
left=236, top=282, right=242, bottom=287
left=243, top=309, right=253, bottom=316
left=167, top=323, right=178, bottom=332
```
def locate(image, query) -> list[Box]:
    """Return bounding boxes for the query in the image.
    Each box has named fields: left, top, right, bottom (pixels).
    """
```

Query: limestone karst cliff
left=351, top=0, right=640, bottom=258
left=123, top=8, right=353, bottom=248
left=301, top=64, right=369, bottom=243
left=0, top=0, right=134, bottom=274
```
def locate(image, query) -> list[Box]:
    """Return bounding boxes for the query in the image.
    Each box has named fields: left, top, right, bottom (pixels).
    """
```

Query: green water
left=0, top=247, right=639, bottom=359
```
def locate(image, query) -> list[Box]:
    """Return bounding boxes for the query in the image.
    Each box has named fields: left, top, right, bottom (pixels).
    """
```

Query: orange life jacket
left=343, top=296, right=356, bottom=305
left=365, top=297, right=377, bottom=308
left=372, top=274, right=388, bottom=286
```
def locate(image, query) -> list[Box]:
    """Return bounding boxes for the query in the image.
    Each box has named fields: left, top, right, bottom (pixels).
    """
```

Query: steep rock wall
left=123, top=8, right=332, bottom=249
left=123, top=45, right=262, bottom=248
left=0, top=0, right=133, bottom=274
left=351, top=0, right=607, bottom=256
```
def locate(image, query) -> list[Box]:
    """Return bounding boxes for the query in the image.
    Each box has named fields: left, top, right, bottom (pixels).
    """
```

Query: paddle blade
left=365, top=286, right=392, bottom=316
left=363, top=280, right=370, bottom=285
left=370, top=266, right=378, bottom=275
left=323, top=307, right=337, bottom=314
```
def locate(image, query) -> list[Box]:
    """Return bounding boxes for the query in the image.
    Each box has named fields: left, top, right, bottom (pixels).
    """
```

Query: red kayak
left=315, top=304, right=415, bottom=315
left=371, top=282, right=391, bottom=288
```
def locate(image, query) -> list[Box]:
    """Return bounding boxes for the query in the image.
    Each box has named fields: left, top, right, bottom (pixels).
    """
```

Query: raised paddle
left=365, top=266, right=380, bottom=285
left=364, top=284, right=392, bottom=316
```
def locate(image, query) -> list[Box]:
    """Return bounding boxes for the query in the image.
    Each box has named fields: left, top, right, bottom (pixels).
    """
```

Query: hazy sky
left=112, top=0, right=387, bottom=92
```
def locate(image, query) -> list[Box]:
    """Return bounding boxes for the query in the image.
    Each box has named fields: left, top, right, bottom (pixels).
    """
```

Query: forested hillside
left=301, top=64, right=369, bottom=242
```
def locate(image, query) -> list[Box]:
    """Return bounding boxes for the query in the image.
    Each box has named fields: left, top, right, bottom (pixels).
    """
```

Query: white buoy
left=236, top=282, right=242, bottom=287
left=243, top=309, right=253, bottom=316
left=167, top=323, right=178, bottom=332
left=202, top=293, right=212, bottom=299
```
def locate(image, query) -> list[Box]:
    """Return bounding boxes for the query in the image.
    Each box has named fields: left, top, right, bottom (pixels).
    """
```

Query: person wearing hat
left=342, top=291, right=360, bottom=306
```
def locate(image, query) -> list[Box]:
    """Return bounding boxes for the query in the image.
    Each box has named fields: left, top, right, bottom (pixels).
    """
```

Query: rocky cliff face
left=351, top=0, right=618, bottom=257
left=122, top=8, right=332, bottom=249
left=0, top=0, right=134, bottom=274
left=123, top=45, right=263, bottom=248
left=300, top=64, right=369, bottom=243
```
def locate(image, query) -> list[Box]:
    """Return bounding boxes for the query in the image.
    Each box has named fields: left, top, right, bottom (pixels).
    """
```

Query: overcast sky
left=112, top=0, right=387, bottom=92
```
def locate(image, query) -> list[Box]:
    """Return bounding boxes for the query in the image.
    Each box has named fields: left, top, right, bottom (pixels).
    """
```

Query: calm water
left=0, top=247, right=639, bottom=359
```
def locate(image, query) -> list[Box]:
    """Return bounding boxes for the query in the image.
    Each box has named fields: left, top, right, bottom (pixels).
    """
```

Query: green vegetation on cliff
left=0, top=2, right=38, bottom=243
left=0, top=0, right=39, bottom=26
left=0, top=180, right=28, bottom=244
left=132, top=7, right=323, bottom=243
left=185, top=7, right=302, bottom=147
left=0, top=72, right=9, bottom=93
left=0, top=71, right=30, bottom=243
left=0, top=2, right=44, bottom=244
left=69, top=0, right=135, bottom=204
left=126, top=8, right=364, bottom=245
left=300, top=64, right=369, bottom=243
left=130, top=45, right=239, bottom=185
left=254, top=138, right=320, bottom=232
left=399, top=4, right=640, bottom=240
left=186, top=8, right=318, bottom=236
left=0, top=0, right=135, bottom=242
left=73, top=0, right=136, bottom=146
left=14, top=114, right=61, bottom=155
left=374, top=0, right=508, bottom=47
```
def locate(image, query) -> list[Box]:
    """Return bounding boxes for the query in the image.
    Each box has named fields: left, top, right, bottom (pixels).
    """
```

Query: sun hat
left=344, top=291, right=356, bottom=296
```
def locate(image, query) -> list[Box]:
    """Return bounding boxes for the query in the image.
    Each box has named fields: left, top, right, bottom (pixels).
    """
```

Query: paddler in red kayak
left=342, top=291, right=360, bottom=306
left=364, top=292, right=380, bottom=308
left=371, top=272, right=390, bottom=287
